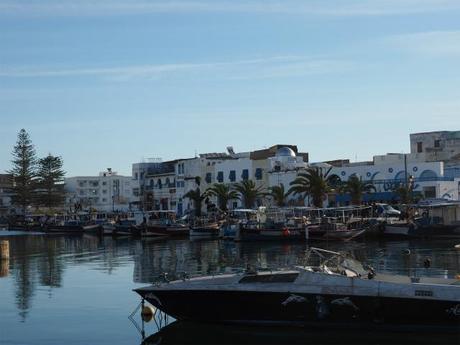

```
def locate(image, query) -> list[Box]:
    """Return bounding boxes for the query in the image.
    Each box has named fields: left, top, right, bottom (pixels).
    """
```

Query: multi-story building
left=176, top=146, right=309, bottom=213
left=0, top=174, right=14, bottom=215
left=131, top=159, right=164, bottom=210
left=65, top=169, right=133, bottom=212
left=143, top=160, right=178, bottom=211
left=410, top=131, right=460, bottom=164
left=130, top=133, right=460, bottom=212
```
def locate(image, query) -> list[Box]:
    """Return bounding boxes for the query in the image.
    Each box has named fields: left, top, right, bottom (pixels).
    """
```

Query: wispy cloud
left=385, top=31, right=460, bottom=57
left=1, top=0, right=460, bottom=17
left=0, top=55, right=354, bottom=81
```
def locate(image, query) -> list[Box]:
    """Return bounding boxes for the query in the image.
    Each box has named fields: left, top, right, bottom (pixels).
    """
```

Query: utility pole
left=404, top=153, right=408, bottom=189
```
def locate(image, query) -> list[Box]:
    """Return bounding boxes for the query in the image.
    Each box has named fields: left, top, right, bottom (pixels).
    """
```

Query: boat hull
left=136, top=289, right=460, bottom=328
left=190, top=225, right=219, bottom=239
left=42, top=225, right=85, bottom=234
left=236, top=228, right=305, bottom=242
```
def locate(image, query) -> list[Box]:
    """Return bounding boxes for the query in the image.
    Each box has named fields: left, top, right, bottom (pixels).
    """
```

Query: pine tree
left=9, top=129, right=37, bottom=214
left=35, top=154, right=66, bottom=209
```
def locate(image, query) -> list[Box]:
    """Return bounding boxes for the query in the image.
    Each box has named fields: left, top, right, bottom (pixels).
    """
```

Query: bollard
left=0, top=257, right=8, bottom=277
left=0, top=240, right=9, bottom=260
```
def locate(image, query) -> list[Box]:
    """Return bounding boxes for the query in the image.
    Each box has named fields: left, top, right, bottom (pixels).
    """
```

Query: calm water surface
left=0, top=232, right=459, bottom=345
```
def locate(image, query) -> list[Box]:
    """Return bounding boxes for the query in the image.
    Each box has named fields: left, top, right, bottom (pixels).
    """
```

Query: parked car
left=376, top=203, right=401, bottom=217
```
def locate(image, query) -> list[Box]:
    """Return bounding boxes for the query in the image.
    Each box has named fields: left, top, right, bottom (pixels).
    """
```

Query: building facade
left=129, top=132, right=460, bottom=213
left=0, top=174, right=13, bottom=215
left=132, top=145, right=310, bottom=215
left=65, top=169, right=134, bottom=212
left=410, top=130, right=460, bottom=164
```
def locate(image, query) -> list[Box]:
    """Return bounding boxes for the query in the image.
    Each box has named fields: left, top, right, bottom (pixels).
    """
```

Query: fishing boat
left=235, top=207, right=305, bottom=242
left=307, top=219, right=368, bottom=241
left=112, top=219, right=138, bottom=236
left=189, top=218, right=220, bottom=239
left=219, top=209, right=257, bottom=240
left=43, top=220, right=87, bottom=234
left=415, top=201, right=460, bottom=238
left=305, top=207, right=370, bottom=241
left=382, top=201, right=460, bottom=239
left=382, top=219, right=418, bottom=237
left=135, top=247, right=460, bottom=329
left=141, top=211, right=189, bottom=237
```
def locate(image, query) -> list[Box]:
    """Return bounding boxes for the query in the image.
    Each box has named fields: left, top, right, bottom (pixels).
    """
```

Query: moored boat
left=42, top=219, right=86, bottom=234
left=235, top=207, right=305, bottom=242
left=219, top=209, right=258, bottom=240
left=135, top=247, right=460, bottom=328
left=141, top=211, right=189, bottom=237
left=190, top=219, right=220, bottom=239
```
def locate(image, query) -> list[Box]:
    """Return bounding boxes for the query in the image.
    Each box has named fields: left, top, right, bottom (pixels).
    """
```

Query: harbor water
left=0, top=232, right=459, bottom=344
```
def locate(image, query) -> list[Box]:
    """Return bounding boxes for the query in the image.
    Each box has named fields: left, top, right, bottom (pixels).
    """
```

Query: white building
left=410, top=130, right=460, bottom=164
left=135, top=145, right=309, bottom=215
left=65, top=169, right=134, bottom=212
left=0, top=174, right=13, bottom=215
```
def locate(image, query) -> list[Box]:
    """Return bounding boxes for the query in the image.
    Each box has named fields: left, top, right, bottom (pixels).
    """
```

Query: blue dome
left=276, top=147, right=296, bottom=157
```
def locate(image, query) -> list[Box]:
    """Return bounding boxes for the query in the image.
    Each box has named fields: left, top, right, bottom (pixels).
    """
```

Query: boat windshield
left=304, top=247, right=368, bottom=276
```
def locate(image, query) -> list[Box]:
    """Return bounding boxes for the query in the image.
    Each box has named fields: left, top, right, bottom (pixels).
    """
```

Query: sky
left=1, top=0, right=459, bottom=176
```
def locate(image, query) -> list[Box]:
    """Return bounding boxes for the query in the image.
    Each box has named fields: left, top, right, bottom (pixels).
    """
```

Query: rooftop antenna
left=194, top=149, right=198, bottom=158
left=227, top=146, right=235, bottom=155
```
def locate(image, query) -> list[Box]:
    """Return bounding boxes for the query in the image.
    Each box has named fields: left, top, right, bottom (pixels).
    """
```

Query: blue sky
left=1, top=0, right=459, bottom=176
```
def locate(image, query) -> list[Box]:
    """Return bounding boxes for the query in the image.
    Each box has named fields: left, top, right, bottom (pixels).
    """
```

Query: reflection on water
left=0, top=233, right=459, bottom=344
left=144, top=321, right=460, bottom=345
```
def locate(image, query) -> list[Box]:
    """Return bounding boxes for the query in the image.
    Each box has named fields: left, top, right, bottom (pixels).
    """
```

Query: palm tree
left=288, top=167, right=334, bottom=208
left=205, top=183, right=238, bottom=212
left=343, top=175, right=375, bottom=205
left=233, top=180, right=266, bottom=209
left=183, top=188, right=207, bottom=217
left=269, top=183, right=288, bottom=207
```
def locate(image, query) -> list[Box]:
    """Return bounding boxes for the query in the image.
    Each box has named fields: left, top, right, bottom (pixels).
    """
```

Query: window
left=134, top=173, right=138, bottom=180
left=229, top=170, right=236, bottom=182
left=423, top=186, right=436, bottom=198
left=255, top=168, right=263, bottom=180
left=417, top=142, right=423, bottom=153
left=102, top=181, right=107, bottom=186
left=102, top=190, right=107, bottom=194
left=434, top=140, right=440, bottom=148
left=205, top=173, right=212, bottom=184
left=157, top=179, right=162, bottom=189
left=102, top=198, right=107, bottom=202
left=217, top=171, right=224, bottom=183
left=242, top=169, right=249, bottom=181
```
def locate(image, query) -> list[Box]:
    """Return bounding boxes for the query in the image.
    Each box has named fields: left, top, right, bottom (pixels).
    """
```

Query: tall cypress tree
left=35, top=154, right=66, bottom=209
left=9, top=129, right=37, bottom=214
